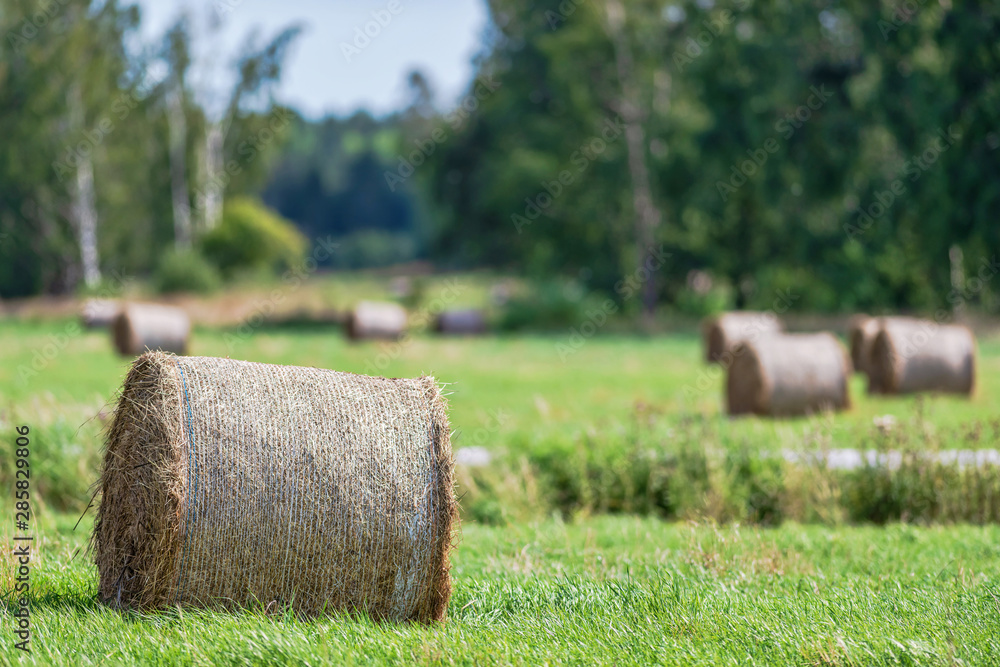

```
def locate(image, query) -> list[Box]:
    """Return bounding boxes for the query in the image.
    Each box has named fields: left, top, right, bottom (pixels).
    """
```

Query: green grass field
left=2, top=305, right=1000, bottom=664
left=5, top=514, right=1000, bottom=665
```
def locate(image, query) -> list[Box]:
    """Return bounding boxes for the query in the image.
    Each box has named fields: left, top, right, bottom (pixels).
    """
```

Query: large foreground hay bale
left=112, top=303, right=190, bottom=356
left=727, top=333, right=851, bottom=416
left=93, top=352, right=456, bottom=621
left=869, top=319, right=975, bottom=395
left=81, top=299, right=120, bottom=329
left=434, top=309, right=488, bottom=335
left=703, top=311, right=784, bottom=363
left=347, top=301, right=407, bottom=340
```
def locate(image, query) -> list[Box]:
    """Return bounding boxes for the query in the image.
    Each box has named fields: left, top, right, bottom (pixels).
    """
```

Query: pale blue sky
left=133, top=0, right=490, bottom=118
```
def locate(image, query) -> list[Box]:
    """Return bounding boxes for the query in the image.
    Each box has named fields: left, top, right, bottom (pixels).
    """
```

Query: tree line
left=2, top=0, right=998, bottom=317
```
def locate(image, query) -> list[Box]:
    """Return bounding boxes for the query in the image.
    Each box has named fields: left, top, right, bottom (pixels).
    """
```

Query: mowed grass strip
left=3, top=514, right=1000, bottom=665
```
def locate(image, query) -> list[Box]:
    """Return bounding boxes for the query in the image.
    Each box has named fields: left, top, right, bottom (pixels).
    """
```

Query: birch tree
left=164, top=18, right=193, bottom=250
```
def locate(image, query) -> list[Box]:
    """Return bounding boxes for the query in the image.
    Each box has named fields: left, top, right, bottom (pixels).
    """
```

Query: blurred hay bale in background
left=93, top=352, right=456, bottom=622
left=435, top=309, right=488, bottom=335
left=727, top=332, right=851, bottom=416
left=702, top=311, right=784, bottom=363
left=859, top=316, right=919, bottom=392
left=847, top=314, right=878, bottom=374
left=112, top=303, right=190, bottom=356
left=81, top=299, right=120, bottom=329
left=347, top=301, right=407, bottom=340
left=869, top=319, right=975, bottom=395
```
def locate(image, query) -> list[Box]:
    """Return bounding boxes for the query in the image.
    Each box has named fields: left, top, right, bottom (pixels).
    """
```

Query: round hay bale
left=726, top=333, right=851, bottom=416
left=347, top=301, right=407, bottom=341
left=93, top=352, right=456, bottom=622
left=860, top=316, right=920, bottom=393
left=847, top=314, right=879, bottom=374
left=112, top=303, right=190, bottom=356
left=81, top=299, right=121, bottom=329
left=434, top=309, right=487, bottom=335
left=869, top=319, right=975, bottom=395
left=702, top=311, right=784, bottom=363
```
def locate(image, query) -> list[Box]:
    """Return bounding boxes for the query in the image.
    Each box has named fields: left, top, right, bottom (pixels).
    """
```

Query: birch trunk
left=69, top=85, right=101, bottom=287
left=605, top=0, right=666, bottom=323
left=74, top=156, right=101, bottom=287
left=202, top=122, right=224, bottom=231
left=166, top=83, right=192, bottom=249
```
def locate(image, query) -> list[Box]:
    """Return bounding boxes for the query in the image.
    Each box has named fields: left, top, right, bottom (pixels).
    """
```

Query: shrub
left=499, top=280, right=601, bottom=331
left=200, top=197, right=307, bottom=278
left=153, top=249, right=221, bottom=294
left=329, top=231, right=418, bottom=269
left=674, top=280, right=734, bottom=317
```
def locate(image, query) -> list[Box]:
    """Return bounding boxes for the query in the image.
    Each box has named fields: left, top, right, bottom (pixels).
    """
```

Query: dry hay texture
left=93, top=352, right=456, bottom=622
left=347, top=301, right=407, bottom=341
left=113, top=303, right=191, bottom=356
left=434, top=309, right=488, bottom=335
left=702, top=311, right=784, bottom=363
left=869, top=319, right=975, bottom=395
left=727, top=333, right=851, bottom=417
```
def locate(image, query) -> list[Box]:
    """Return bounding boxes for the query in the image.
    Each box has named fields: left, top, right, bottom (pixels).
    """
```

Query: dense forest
left=2, top=0, right=998, bottom=315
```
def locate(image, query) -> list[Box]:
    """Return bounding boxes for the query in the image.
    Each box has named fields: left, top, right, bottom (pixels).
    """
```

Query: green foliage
left=673, top=277, right=734, bottom=317
left=472, top=411, right=1000, bottom=526
left=418, top=0, right=1000, bottom=313
left=328, top=230, right=418, bottom=269
left=498, top=280, right=601, bottom=331
left=200, top=197, right=306, bottom=278
left=152, top=249, right=222, bottom=294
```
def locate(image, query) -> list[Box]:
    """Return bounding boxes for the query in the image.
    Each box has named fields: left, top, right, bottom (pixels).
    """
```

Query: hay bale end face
left=847, top=314, right=879, bottom=374
left=93, top=352, right=456, bottom=622
left=869, top=320, right=975, bottom=395
left=853, top=316, right=920, bottom=391
left=112, top=303, right=190, bottom=356
left=434, top=309, right=488, bottom=335
left=703, top=311, right=784, bottom=363
left=347, top=301, right=407, bottom=341
left=727, top=333, right=851, bottom=416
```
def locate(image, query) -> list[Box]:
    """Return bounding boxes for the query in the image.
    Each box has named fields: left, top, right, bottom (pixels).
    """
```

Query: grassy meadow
left=2, top=276, right=1000, bottom=664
